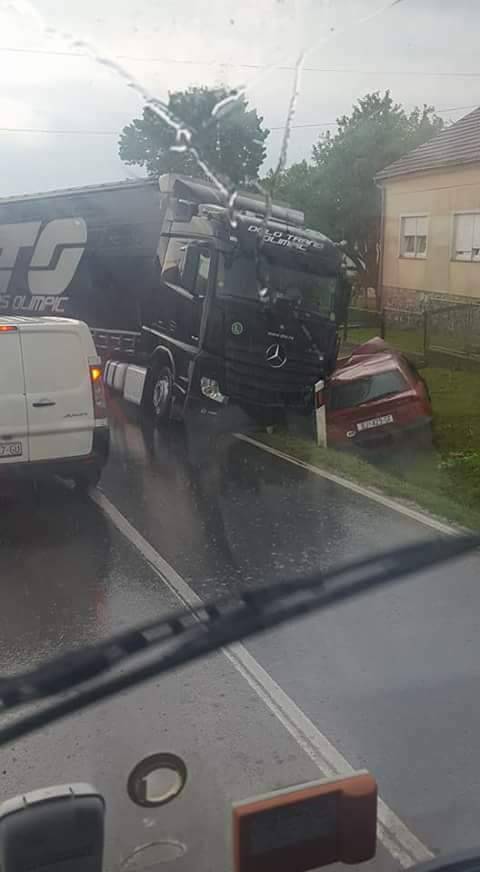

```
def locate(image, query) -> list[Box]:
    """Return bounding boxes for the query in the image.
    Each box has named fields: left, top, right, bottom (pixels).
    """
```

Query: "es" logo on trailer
left=0, top=218, right=87, bottom=296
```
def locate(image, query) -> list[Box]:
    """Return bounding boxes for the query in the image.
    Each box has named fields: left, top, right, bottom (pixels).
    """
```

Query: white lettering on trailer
left=0, top=222, right=40, bottom=292
left=0, top=294, right=68, bottom=314
left=0, top=218, right=87, bottom=297
left=247, top=224, right=324, bottom=252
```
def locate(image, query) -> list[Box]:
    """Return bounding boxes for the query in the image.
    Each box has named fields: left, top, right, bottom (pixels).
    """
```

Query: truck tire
left=150, top=365, right=173, bottom=424
left=73, top=466, right=102, bottom=494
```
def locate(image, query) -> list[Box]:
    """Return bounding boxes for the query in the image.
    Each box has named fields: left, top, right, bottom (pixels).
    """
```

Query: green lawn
left=345, top=324, right=480, bottom=358
left=343, top=326, right=425, bottom=355
left=426, top=367, right=480, bottom=453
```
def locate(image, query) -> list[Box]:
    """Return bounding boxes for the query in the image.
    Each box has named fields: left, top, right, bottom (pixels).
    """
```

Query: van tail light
left=0, top=325, right=17, bottom=332
left=90, top=365, right=107, bottom=419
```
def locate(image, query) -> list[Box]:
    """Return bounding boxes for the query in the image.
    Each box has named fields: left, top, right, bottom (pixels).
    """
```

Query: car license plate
left=0, top=442, right=22, bottom=458
left=357, top=414, right=394, bottom=432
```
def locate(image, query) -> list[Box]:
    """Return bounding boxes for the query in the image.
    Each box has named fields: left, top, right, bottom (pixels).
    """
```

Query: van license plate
left=0, top=442, right=22, bottom=458
left=357, top=414, right=394, bottom=432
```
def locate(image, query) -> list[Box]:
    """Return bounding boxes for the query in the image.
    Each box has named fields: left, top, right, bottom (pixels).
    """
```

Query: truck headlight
left=200, top=377, right=228, bottom=404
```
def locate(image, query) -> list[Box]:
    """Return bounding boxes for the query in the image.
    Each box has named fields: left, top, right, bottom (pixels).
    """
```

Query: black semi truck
left=0, top=175, right=348, bottom=424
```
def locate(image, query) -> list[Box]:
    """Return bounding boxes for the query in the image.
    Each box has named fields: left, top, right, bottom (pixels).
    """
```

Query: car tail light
left=0, top=325, right=17, bottom=332
left=90, top=365, right=107, bottom=419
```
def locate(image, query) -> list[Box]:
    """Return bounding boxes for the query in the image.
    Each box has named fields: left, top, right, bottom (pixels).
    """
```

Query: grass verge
left=344, top=327, right=425, bottom=356
left=425, top=367, right=480, bottom=453
left=255, top=431, right=480, bottom=532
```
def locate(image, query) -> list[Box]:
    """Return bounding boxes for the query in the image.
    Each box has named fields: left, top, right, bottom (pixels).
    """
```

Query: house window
left=400, top=216, right=428, bottom=258
left=453, top=213, right=480, bottom=261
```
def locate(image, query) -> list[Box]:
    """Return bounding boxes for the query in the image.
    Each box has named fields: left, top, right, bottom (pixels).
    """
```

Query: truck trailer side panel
left=0, top=181, right=162, bottom=330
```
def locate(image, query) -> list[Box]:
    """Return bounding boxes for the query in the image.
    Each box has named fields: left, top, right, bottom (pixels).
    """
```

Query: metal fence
left=342, top=307, right=427, bottom=360
left=427, top=303, right=480, bottom=361
left=342, top=302, right=480, bottom=368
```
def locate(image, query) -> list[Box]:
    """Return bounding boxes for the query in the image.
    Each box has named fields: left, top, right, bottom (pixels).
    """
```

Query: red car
left=326, top=337, right=433, bottom=450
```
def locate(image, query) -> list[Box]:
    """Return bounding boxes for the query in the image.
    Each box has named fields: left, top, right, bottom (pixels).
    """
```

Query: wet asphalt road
left=1, top=396, right=480, bottom=871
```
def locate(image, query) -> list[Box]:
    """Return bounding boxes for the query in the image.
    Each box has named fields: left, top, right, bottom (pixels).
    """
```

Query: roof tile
left=376, top=106, right=480, bottom=180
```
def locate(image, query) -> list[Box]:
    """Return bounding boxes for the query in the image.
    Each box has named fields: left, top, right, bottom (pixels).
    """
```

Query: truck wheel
left=151, top=366, right=173, bottom=424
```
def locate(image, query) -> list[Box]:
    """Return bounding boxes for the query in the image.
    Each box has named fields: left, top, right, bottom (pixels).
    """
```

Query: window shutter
left=455, top=214, right=473, bottom=259
left=472, top=215, right=480, bottom=259
left=402, top=217, right=417, bottom=237
left=416, top=217, right=428, bottom=237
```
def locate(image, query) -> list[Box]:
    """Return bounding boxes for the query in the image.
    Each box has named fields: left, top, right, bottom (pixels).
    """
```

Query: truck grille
left=224, top=345, right=323, bottom=407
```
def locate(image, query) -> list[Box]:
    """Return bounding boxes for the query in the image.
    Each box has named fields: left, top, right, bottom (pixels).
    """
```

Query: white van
left=0, top=316, right=109, bottom=491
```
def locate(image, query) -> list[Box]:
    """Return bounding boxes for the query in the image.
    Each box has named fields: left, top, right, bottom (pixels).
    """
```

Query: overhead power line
left=0, top=124, right=335, bottom=136
left=271, top=106, right=479, bottom=130
left=0, top=127, right=119, bottom=135
left=0, top=103, right=474, bottom=139
left=2, top=44, right=480, bottom=79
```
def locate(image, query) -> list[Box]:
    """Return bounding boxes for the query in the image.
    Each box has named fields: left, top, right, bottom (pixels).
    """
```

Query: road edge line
left=235, top=433, right=458, bottom=537
left=92, top=489, right=434, bottom=869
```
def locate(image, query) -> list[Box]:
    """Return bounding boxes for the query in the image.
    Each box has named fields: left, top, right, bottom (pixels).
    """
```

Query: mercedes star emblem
left=265, top=343, right=287, bottom=368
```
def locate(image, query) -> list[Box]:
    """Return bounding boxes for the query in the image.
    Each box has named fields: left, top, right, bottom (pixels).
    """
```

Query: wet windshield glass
left=263, top=262, right=337, bottom=314
left=217, top=250, right=336, bottom=315
left=329, top=369, right=408, bottom=410
left=2, top=1, right=480, bottom=872
left=217, top=251, right=259, bottom=300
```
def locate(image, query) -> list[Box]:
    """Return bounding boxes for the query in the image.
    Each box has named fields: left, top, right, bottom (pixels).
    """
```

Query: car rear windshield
left=329, top=369, right=409, bottom=411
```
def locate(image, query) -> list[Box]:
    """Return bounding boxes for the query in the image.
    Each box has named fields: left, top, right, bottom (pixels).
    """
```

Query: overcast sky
left=1, top=0, right=479, bottom=196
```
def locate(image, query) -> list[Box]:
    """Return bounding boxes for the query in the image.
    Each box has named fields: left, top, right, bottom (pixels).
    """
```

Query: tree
left=264, top=91, right=444, bottom=299
left=119, top=86, right=269, bottom=185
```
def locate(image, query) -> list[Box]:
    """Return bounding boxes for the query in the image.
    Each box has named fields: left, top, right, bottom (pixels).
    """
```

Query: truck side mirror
left=181, top=245, right=200, bottom=293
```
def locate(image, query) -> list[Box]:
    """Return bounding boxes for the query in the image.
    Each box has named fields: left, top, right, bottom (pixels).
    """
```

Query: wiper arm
left=0, top=533, right=477, bottom=748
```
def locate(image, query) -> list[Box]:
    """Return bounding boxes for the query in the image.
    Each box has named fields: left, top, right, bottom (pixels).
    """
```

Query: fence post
left=466, top=305, right=473, bottom=356
left=314, top=380, right=327, bottom=448
left=423, top=309, right=429, bottom=363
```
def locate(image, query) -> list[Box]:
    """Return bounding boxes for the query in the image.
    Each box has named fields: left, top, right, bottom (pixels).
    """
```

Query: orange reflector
left=233, top=772, right=377, bottom=872
left=90, top=366, right=102, bottom=382
left=0, top=325, right=17, bottom=332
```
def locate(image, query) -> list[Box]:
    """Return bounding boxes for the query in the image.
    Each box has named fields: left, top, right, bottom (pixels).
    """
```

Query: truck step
left=105, top=360, right=147, bottom=406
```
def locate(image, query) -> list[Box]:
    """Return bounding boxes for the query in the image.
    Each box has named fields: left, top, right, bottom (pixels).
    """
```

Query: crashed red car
left=326, top=337, right=433, bottom=450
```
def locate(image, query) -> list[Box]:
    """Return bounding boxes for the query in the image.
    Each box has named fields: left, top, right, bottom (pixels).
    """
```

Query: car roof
left=332, top=350, right=405, bottom=385
left=0, top=316, right=84, bottom=328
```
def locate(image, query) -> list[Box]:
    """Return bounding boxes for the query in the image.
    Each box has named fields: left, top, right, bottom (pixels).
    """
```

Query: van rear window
left=0, top=332, right=24, bottom=394
left=21, top=332, right=85, bottom=393
left=329, top=369, right=408, bottom=411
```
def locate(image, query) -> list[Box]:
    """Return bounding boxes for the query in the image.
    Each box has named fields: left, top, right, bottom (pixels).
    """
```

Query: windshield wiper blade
left=0, top=533, right=477, bottom=748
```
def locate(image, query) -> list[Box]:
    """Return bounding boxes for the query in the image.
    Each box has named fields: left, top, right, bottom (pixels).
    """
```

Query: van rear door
left=0, top=326, right=29, bottom=464
left=20, top=325, right=94, bottom=462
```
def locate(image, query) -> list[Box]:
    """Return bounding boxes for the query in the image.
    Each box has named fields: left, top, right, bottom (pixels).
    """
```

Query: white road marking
left=236, top=433, right=459, bottom=537
left=93, top=489, right=434, bottom=868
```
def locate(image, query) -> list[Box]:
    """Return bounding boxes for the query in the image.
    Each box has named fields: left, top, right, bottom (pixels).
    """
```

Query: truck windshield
left=217, top=251, right=337, bottom=317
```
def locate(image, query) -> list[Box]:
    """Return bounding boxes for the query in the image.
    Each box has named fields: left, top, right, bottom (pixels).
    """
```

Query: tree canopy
left=264, top=91, right=444, bottom=297
left=119, top=86, right=269, bottom=185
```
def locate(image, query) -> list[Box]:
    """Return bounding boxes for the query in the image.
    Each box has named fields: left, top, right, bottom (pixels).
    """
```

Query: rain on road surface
left=0, top=396, right=479, bottom=871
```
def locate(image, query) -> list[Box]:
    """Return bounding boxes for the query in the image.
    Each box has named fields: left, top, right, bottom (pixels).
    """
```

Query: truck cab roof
left=160, top=174, right=341, bottom=274
left=159, top=173, right=306, bottom=228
